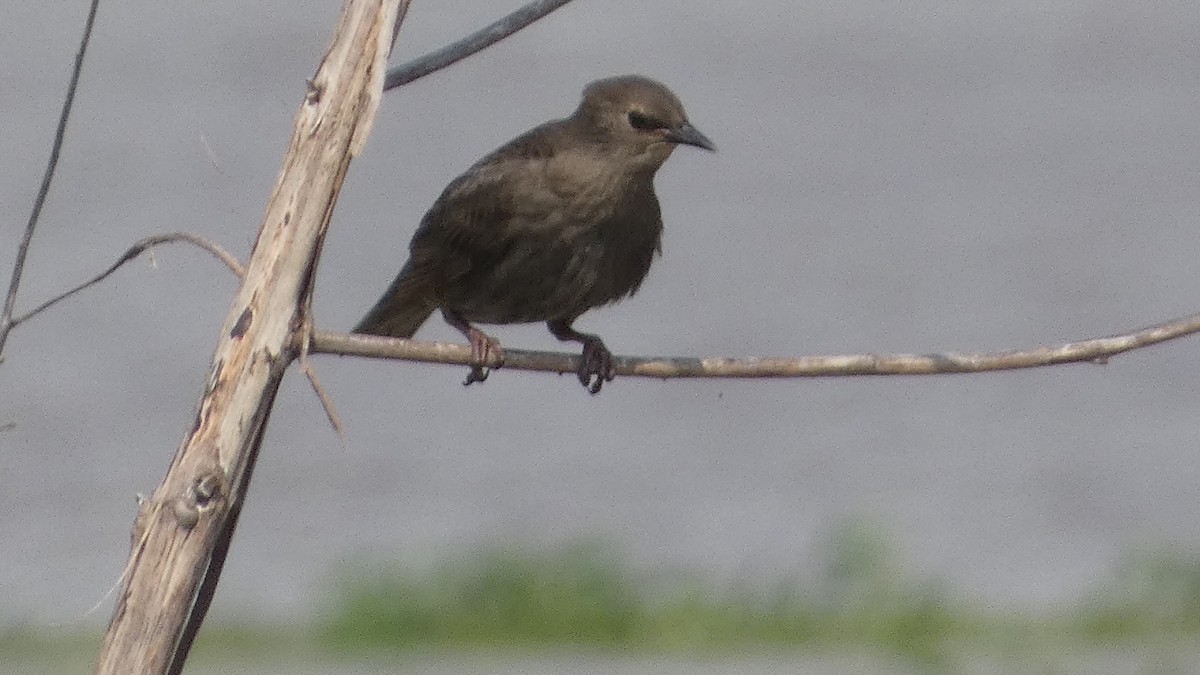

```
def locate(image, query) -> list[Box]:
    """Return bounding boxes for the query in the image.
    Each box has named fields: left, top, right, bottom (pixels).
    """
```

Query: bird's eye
left=627, top=110, right=661, bottom=132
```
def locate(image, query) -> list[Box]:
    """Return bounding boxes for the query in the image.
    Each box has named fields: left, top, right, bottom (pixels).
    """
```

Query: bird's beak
left=665, top=123, right=716, bottom=152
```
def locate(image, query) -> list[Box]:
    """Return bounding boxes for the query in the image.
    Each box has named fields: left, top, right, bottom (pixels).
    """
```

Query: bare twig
left=0, top=0, right=101, bottom=357
left=9, top=226, right=346, bottom=439
left=310, top=311, right=1200, bottom=380
left=296, top=286, right=345, bottom=438
left=300, top=352, right=344, bottom=437
left=10, top=232, right=244, bottom=329
left=384, top=0, right=575, bottom=90
left=16, top=222, right=1198, bottom=384
left=389, top=0, right=410, bottom=49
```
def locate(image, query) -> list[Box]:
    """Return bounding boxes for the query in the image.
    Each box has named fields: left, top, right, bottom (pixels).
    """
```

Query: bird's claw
left=462, top=329, right=504, bottom=387
left=579, top=339, right=616, bottom=394
left=462, top=365, right=489, bottom=386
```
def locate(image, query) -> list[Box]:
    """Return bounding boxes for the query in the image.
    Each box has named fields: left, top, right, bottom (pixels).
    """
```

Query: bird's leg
left=442, top=309, right=504, bottom=386
left=547, top=319, right=616, bottom=394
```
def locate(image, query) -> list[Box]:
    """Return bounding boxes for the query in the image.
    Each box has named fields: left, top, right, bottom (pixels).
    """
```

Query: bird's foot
left=578, top=338, right=616, bottom=394
left=463, top=328, right=504, bottom=386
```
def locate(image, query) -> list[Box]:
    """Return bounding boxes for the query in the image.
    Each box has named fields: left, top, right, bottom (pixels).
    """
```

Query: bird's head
left=573, top=75, right=715, bottom=168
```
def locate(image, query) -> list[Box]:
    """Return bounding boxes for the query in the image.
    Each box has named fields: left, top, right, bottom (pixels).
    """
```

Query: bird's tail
left=352, top=260, right=437, bottom=338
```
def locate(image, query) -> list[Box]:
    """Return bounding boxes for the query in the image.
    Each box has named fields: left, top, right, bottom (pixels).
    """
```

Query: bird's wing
left=410, top=121, right=595, bottom=250
left=396, top=122, right=577, bottom=289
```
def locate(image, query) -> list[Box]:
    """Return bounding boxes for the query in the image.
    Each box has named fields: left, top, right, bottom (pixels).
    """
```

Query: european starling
left=354, top=75, right=714, bottom=393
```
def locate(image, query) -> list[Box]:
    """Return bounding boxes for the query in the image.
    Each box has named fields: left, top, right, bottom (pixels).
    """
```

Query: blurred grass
left=314, top=520, right=1200, bottom=664
left=1081, top=550, right=1200, bottom=640
left=320, top=524, right=964, bottom=661
left=8, top=520, right=1200, bottom=668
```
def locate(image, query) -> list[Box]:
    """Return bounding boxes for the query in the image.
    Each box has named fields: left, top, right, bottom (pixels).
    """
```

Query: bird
left=353, top=75, right=714, bottom=394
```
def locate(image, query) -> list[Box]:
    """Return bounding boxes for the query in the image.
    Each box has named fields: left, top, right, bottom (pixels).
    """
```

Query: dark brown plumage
left=354, top=75, right=714, bottom=393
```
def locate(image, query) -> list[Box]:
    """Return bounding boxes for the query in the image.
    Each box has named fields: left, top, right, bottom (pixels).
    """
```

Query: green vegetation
left=1081, top=550, right=1200, bottom=639
left=315, top=521, right=1200, bottom=665
left=8, top=521, right=1200, bottom=670
left=323, top=542, right=642, bottom=649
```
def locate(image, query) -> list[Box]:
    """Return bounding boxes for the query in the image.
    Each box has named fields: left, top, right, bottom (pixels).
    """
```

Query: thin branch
left=389, top=0, right=410, bottom=50
left=9, top=227, right=344, bottom=440
left=296, top=287, right=345, bottom=438
left=310, top=311, right=1200, bottom=379
left=300, top=352, right=344, bottom=437
left=10, top=232, right=244, bottom=328
left=0, top=0, right=101, bottom=357
left=384, top=0, right=575, bottom=90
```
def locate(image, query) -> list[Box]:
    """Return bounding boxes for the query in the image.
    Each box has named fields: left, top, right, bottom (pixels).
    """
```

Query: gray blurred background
left=2, top=0, right=1199, bottom=629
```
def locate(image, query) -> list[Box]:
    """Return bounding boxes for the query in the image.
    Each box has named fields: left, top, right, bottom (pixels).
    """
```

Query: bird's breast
left=437, top=154, right=665, bottom=325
